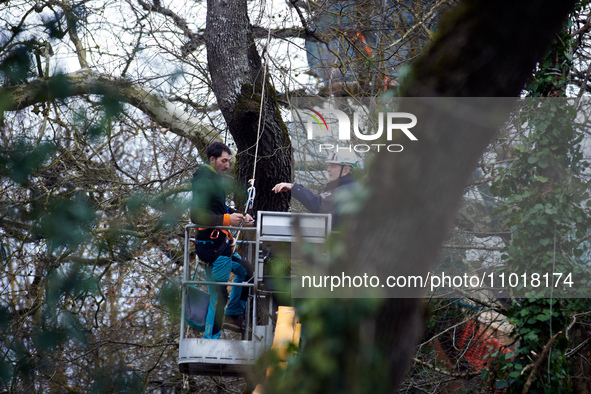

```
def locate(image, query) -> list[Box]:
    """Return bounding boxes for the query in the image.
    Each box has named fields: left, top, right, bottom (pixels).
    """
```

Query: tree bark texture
left=205, top=0, right=292, bottom=213
left=341, top=0, right=578, bottom=390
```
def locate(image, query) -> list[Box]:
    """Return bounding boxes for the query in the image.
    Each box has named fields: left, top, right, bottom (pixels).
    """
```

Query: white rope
left=249, top=0, right=274, bottom=190
left=232, top=3, right=273, bottom=248
left=548, top=223, right=557, bottom=381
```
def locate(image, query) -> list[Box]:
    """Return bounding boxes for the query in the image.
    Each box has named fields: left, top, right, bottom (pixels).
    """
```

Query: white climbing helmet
left=326, top=151, right=360, bottom=168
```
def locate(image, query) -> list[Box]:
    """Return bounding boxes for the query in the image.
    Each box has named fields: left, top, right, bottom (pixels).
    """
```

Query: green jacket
left=190, top=164, right=238, bottom=227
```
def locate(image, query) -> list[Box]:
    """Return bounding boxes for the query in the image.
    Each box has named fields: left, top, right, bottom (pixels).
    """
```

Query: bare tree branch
left=0, top=69, right=220, bottom=153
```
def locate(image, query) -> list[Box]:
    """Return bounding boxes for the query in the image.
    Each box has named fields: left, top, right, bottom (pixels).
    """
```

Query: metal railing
left=178, top=212, right=331, bottom=375
left=180, top=224, right=257, bottom=341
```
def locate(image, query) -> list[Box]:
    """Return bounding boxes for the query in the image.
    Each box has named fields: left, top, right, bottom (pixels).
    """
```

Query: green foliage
left=490, top=99, right=590, bottom=297
left=252, top=249, right=392, bottom=393
left=524, top=0, right=587, bottom=98
left=0, top=31, right=182, bottom=391
left=486, top=98, right=590, bottom=390
left=33, top=192, right=97, bottom=251
left=72, top=93, right=124, bottom=140
left=0, top=139, right=56, bottom=185
left=264, top=298, right=389, bottom=394
left=0, top=264, right=101, bottom=391
left=333, top=182, right=371, bottom=219
left=45, top=72, right=75, bottom=102
left=0, top=43, right=33, bottom=85
left=486, top=27, right=591, bottom=391
left=42, top=4, right=88, bottom=40
left=488, top=299, right=573, bottom=393
left=44, top=264, right=100, bottom=309
left=157, top=277, right=182, bottom=323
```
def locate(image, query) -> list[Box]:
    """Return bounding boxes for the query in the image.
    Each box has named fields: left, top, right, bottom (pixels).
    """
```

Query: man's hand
left=243, top=213, right=255, bottom=227
left=229, top=213, right=255, bottom=226
left=272, top=182, right=293, bottom=193
left=229, top=213, right=245, bottom=226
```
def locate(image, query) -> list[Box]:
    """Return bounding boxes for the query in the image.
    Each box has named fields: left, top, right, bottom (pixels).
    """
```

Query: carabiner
left=210, top=229, right=220, bottom=240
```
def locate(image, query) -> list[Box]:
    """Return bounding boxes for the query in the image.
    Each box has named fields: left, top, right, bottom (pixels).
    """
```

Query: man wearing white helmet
left=272, top=151, right=359, bottom=227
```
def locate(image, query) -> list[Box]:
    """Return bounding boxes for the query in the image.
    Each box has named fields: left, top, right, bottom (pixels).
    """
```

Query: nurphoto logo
left=301, top=107, right=418, bottom=153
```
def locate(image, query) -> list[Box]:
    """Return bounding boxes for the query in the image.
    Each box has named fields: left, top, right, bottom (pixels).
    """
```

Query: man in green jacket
left=191, top=142, right=253, bottom=339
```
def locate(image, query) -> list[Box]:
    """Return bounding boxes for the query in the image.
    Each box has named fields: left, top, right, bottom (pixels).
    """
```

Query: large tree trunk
left=201, top=0, right=577, bottom=391
left=205, top=0, right=292, bottom=213
left=346, top=0, right=578, bottom=389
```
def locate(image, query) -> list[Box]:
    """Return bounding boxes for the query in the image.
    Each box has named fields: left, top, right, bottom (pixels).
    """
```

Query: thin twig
left=522, top=331, right=562, bottom=394
left=412, top=357, right=482, bottom=378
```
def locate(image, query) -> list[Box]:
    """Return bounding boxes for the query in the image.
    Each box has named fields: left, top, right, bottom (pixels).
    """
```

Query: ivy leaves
left=487, top=99, right=591, bottom=390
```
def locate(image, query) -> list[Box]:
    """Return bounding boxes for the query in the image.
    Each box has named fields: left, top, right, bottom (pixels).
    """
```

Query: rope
left=549, top=223, right=557, bottom=381
left=248, top=0, right=274, bottom=198
left=230, top=1, right=273, bottom=248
